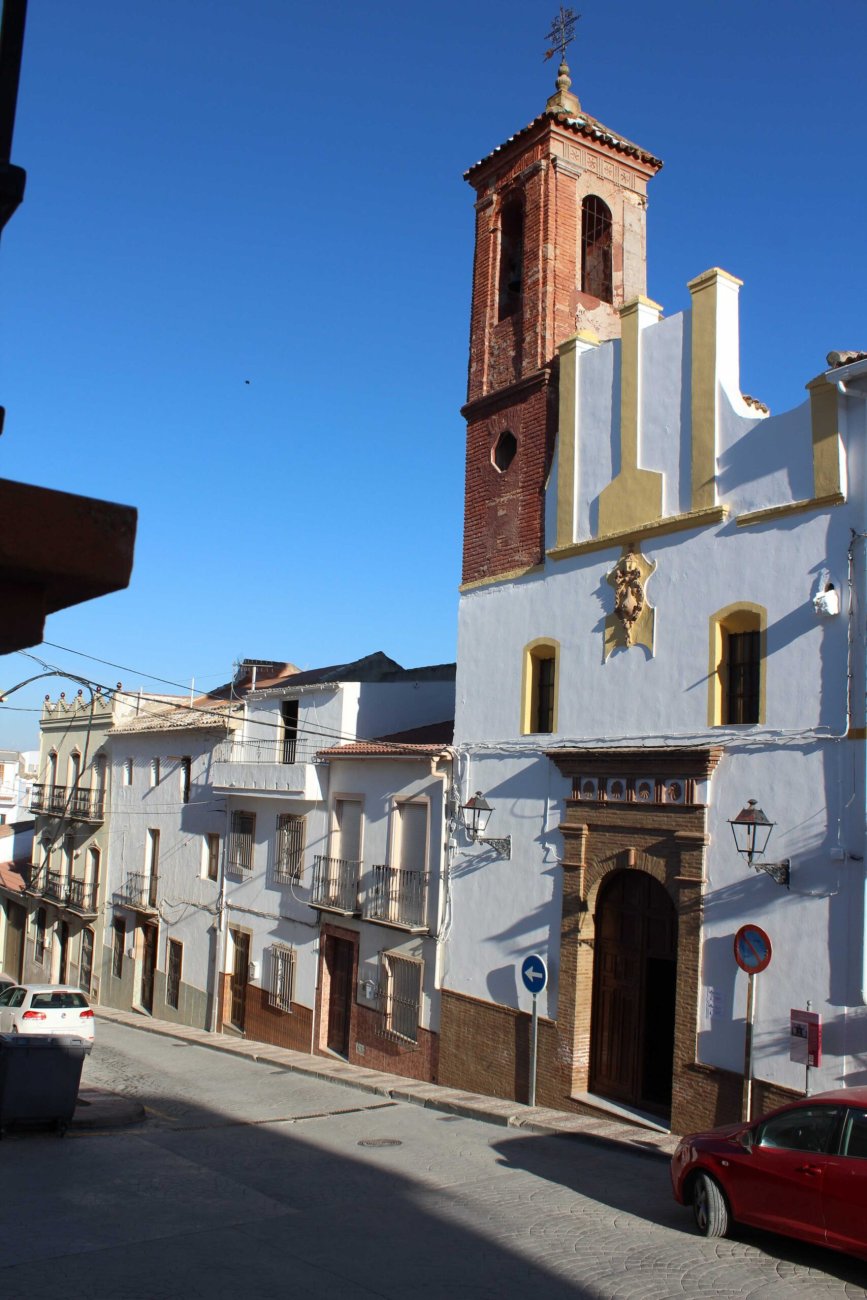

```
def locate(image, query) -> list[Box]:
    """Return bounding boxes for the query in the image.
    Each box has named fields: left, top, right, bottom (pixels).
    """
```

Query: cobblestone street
left=0, top=1021, right=864, bottom=1298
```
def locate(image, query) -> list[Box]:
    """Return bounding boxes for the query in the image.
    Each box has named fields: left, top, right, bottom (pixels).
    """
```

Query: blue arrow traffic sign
left=521, top=953, right=548, bottom=994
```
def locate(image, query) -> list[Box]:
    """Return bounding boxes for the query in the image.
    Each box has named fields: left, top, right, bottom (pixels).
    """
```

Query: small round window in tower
left=492, top=430, right=517, bottom=473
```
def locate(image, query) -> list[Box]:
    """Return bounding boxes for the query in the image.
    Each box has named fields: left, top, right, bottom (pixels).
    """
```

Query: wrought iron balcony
left=364, top=865, right=429, bottom=931
left=30, top=783, right=68, bottom=816
left=29, top=782, right=105, bottom=822
left=43, top=869, right=67, bottom=903
left=25, top=865, right=45, bottom=895
left=67, top=876, right=98, bottom=916
left=68, top=786, right=106, bottom=822
left=114, top=871, right=159, bottom=913
left=311, top=854, right=360, bottom=914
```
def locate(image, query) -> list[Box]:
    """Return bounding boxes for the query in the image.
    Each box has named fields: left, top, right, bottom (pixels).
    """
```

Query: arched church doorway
left=589, top=869, right=677, bottom=1116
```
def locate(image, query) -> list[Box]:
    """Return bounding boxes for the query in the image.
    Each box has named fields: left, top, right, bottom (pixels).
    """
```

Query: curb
left=93, top=1006, right=677, bottom=1159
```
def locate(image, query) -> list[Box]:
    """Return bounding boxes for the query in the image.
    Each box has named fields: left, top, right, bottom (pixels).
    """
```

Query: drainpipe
left=208, top=800, right=232, bottom=1034
left=430, top=752, right=453, bottom=993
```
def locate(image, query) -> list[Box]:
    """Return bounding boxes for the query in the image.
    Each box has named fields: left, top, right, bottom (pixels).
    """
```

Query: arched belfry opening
left=590, top=868, right=677, bottom=1113
left=581, top=194, right=613, bottom=303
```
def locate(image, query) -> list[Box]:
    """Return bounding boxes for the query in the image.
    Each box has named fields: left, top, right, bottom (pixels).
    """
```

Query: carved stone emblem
left=613, top=551, right=644, bottom=644
left=605, top=546, right=656, bottom=659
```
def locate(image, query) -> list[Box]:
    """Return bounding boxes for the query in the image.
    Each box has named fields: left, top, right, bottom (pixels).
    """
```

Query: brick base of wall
left=218, top=971, right=438, bottom=1083
left=438, top=987, right=802, bottom=1135
left=350, top=1003, right=438, bottom=1082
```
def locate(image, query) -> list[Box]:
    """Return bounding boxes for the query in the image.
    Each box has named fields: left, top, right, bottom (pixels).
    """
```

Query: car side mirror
left=739, top=1128, right=755, bottom=1151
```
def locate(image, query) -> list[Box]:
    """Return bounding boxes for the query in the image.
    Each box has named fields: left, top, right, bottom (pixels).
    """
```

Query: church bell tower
left=461, top=17, right=663, bottom=587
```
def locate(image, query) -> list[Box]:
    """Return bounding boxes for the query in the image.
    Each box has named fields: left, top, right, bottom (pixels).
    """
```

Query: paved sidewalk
left=92, top=1004, right=679, bottom=1158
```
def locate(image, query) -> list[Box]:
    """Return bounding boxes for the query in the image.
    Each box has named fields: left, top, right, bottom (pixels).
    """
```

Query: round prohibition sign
left=733, top=924, right=772, bottom=974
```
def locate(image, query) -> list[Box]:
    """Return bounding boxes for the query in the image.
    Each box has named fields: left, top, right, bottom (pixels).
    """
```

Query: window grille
left=268, top=945, right=295, bottom=1012
left=581, top=194, right=613, bottom=302
left=274, top=814, right=305, bottom=883
left=535, top=655, right=556, bottom=733
left=166, top=939, right=182, bottom=1009
left=229, top=811, right=256, bottom=873
left=379, top=952, right=422, bottom=1045
left=150, top=757, right=160, bottom=787
left=725, top=630, right=760, bottom=724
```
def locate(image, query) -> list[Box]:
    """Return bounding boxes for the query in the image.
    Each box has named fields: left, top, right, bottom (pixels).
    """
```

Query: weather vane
left=544, top=7, right=580, bottom=62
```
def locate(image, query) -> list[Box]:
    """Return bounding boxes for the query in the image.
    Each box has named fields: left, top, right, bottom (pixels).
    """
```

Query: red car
left=671, top=1088, right=867, bottom=1261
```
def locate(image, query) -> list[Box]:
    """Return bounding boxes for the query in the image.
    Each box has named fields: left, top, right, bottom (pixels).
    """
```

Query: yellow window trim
left=520, top=638, right=560, bottom=736
left=707, top=602, right=767, bottom=727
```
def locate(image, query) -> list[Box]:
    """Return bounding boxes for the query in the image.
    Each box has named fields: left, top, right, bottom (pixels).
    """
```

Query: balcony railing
left=44, top=869, right=68, bottom=903
left=29, top=783, right=105, bottom=822
left=114, top=871, right=159, bottom=912
left=311, top=855, right=360, bottom=914
left=68, top=786, right=106, bottom=822
left=364, top=865, right=429, bottom=931
left=213, top=736, right=333, bottom=766
left=67, top=876, right=98, bottom=915
left=30, top=783, right=68, bottom=816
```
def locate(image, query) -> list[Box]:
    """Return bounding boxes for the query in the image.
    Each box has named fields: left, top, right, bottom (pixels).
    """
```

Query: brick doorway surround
left=549, top=748, right=722, bottom=1134
left=314, top=922, right=359, bottom=1057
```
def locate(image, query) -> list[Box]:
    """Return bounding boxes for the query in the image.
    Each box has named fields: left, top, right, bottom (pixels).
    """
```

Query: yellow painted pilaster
left=687, top=267, right=743, bottom=511
left=597, top=297, right=663, bottom=536
left=806, top=376, right=844, bottom=500
left=556, top=330, right=599, bottom=549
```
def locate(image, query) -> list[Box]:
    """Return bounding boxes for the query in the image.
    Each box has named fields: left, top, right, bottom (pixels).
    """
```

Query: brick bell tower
left=460, top=27, right=663, bottom=586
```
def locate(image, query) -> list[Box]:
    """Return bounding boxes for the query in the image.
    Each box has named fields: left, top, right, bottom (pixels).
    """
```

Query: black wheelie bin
left=0, top=1033, right=88, bottom=1135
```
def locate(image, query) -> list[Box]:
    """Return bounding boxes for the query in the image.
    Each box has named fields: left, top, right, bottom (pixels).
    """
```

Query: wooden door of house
left=141, top=924, right=157, bottom=1013
left=3, top=901, right=25, bottom=981
left=326, top=936, right=354, bottom=1057
left=589, top=870, right=677, bottom=1114
left=58, top=921, right=70, bottom=983
left=230, top=930, right=250, bottom=1030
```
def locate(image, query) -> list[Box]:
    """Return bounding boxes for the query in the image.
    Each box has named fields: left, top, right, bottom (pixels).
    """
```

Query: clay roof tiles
left=320, top=719, right=454, bottom=760
left=465, top=109, right=663, bottom=182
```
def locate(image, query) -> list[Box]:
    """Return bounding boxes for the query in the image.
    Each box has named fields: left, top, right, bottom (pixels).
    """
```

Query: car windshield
left=30, top=992, right=89, bottom=1010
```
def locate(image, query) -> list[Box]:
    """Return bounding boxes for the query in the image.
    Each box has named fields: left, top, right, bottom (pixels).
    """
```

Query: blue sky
left=1, top=0, right=865, bottom=750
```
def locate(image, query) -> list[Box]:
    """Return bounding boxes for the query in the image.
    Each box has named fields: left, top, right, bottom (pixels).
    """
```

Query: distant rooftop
left=321, top=719, right=454, bottom=759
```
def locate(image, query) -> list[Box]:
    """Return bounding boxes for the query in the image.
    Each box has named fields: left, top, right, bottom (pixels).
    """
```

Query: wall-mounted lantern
left=729, top=799, right=790, bottom=888
left=459, top=791, right=512, bottom=859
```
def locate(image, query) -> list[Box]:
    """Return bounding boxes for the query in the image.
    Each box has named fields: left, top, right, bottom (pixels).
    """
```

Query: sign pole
left=519, top=953, right=548, bottom=1110
left=733, top=924, right=772, bottom=1125
left=805, top=999, right=812, bottom=1097
left=529, top=993, right=538, bottom=1108
left=742, top=972, right=756, bottom=1123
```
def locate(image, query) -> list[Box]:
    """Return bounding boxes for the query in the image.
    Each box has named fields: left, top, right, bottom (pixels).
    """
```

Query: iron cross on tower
left=544, top=7, right=580, bottom=62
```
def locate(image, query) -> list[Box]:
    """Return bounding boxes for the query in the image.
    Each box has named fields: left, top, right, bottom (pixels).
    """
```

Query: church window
left=581, top=195, right=613, bottom=302
left=709, top=604, right=766, bottom=726
left=498, top=196, right=524, bottom=320
left=492, top=430, right=517, bottom=472
left=521, top=640, right=559, bottom=735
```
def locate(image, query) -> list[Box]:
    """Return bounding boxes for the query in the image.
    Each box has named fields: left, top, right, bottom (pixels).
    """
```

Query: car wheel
left=692, top=1172, right=730, bottom=1238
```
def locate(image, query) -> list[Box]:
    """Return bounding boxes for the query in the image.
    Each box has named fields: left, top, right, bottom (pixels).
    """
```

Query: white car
left=0, top=984, right=95, bottom=1049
